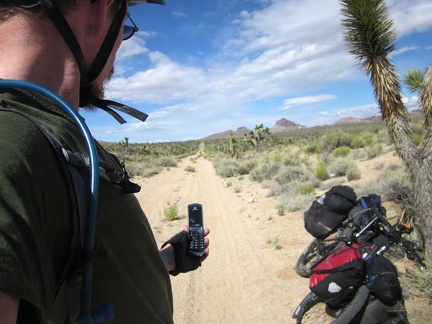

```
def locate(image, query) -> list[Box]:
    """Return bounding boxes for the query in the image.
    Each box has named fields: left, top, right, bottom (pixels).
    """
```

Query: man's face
left=85, top=1, right=126, bottom=109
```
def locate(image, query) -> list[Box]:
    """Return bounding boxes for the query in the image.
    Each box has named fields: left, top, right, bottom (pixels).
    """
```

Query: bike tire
left=295, top=238, right=343, bottom=278
left=295, top=285, right=370, bottom=324
left=332, top=285, right=370, bottom=324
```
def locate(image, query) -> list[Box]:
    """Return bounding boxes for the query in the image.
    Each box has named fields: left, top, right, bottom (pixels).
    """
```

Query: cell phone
left=188, top=203, right=206, bottom=256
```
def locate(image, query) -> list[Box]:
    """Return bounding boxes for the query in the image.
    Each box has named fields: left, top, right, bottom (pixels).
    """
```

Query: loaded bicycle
left=292, top=186, right=426, bottom=324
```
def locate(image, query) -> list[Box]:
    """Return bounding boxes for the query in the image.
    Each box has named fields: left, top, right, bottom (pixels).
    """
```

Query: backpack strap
left=0, top=104, right=86, bottom=323
left=0, top=103, right=140, bottom=322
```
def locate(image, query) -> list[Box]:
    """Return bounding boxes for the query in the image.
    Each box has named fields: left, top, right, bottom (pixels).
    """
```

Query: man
left=0, top=0, right=210, bottom=323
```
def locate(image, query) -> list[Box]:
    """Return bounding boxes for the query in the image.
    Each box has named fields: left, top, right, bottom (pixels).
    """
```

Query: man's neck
left=0, top=14, right=81, bottom=111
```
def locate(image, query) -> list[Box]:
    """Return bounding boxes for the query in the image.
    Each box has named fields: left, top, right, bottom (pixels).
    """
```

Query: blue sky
left=80, top=0, right=432, bottom=143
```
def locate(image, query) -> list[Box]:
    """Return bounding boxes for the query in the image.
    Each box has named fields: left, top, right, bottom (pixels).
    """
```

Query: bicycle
left=293, top=205, right=425, bottom=324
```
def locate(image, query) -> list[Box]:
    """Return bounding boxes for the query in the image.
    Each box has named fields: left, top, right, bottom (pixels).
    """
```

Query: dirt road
left=135, top=156, right=312, bottom=323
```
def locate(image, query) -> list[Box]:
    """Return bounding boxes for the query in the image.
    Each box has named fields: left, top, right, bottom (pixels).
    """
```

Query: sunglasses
left=123, top=13, right=139, bottom=41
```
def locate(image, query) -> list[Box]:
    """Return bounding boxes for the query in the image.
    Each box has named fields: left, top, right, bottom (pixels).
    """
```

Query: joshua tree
left=244, top=124, right=271, bottom=152
left=340, top=0, right=432, bottom=261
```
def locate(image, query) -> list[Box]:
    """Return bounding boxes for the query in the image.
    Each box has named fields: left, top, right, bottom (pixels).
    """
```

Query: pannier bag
left=304, top=185, right=357, bottom=238
left=366, top=254, right=401, bottom=306
left=309, top=244, right=365, bottom=304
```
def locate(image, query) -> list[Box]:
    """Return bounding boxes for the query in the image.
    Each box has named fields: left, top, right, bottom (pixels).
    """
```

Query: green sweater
left=0, top=89, right=173, bottom=323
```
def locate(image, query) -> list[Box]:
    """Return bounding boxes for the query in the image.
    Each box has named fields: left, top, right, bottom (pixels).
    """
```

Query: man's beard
left=80, top=67, right=114, bottom=111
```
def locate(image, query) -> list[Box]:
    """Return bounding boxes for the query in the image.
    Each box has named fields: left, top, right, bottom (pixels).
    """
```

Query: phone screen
left=189, top=204, right=203, bottom=228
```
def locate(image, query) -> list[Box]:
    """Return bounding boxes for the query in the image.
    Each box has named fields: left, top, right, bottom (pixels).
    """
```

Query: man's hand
left=0, top=291, right=18, bottom=323
left=160, top=226, right=210, bottom=275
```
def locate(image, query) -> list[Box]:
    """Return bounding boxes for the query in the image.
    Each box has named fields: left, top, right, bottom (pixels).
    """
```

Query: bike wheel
left=295, top=238, right=342, bottom=278
left=296, top=286, right=370, bottom=324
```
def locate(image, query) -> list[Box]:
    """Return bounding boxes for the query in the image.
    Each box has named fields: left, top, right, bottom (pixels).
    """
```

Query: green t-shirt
left=0, top=89, right=173, bottom=323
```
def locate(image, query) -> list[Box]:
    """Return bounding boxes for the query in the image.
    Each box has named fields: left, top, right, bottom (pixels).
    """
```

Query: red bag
left=309, top=244, right=365, bottom=303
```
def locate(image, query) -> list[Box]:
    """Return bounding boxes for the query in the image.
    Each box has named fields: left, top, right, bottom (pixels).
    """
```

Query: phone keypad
left=190, top=232, right=205, bottom=251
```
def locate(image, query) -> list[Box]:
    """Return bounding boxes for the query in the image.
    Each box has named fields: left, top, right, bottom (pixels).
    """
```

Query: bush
left=278, top=189, right=315, bottom=212
left=366, top=144, right=383, bottom=159
left=346, top=166, right=361, bottom=181
left=237, top=160, right=257, bottom=175
left=214, top=159, right=239, bottom=178
left=313, top=161, right=329, bottom=181
left=164, top=204, right=179, bottom=221
left=273, top=165, right=309, bottom=185
left=333, top=146, right=351, bottom=157
left=350, top=135, right=365, bottom=149
left=155, top=156, right=177, bottom=168
left=330, top=157, right=356, bottom=177
left=250, top=161, right=280, bottom=183
left=295, top=184, right=315, bottom=195
left=184, top=165, right=195, bottom=172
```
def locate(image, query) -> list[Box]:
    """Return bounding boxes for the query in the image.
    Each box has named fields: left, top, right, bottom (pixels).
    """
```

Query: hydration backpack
left=0, top=104, right=140, bottom=323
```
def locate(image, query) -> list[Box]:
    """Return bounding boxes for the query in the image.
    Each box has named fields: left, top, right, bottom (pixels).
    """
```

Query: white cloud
left=94, top=0, right=432, bottom=142
left=281, top=95, right=336, bottom=110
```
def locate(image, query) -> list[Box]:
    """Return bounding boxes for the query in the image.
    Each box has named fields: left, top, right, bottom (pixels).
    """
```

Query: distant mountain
left=202, top=127, right=251, bottom=140
left=202, top=110, right=424, bottom=140
left=202, top=118, right=305, bottom=140
left=333, top=109, right=424, bottom=125
left=271, top=118, right=306, bottom=132
left=333, top=117, right=364, bottom=125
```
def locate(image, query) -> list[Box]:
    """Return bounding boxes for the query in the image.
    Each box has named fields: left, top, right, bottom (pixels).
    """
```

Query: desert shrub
left=128, top=160, right=161, bottom=178
left=295, top=184, right=315, bottom=195
left=237, top=160, right=257, bottom=175
left=350, top=135, right=365, bottom=149
left=164, top=204, right=179, bottom=221
left=333, top=146, right=351, bottom=157
left=305, top=139, right=322, bottom=154
left=273, top=165, right=310, bottom=185
left=412, top=133, right=423, bottom=145
left=184, top=165, right=195, bottom=172
left=283, top=150, right=309, bottom=166
left=350, top=148, right=367, bottom=160
left=313, top=161, right=329, bottom=181
left=278, top=187, right=315, bottom=212
left=250, top=161, right=280, bottom=183
left=155, top=156, right=177, bottom=168
left=214, top=159, right=239, bottom=178
left=346, top=165, right=361, bottom=181
left=330, top=157, right=356, bottom=177
left=277, top=208, right=285, bottom=216
left=400, top=261, right=432, bottom=323
left=366, top=144, right=383, bottom=159
left=364, top=167, right=413, bottom=205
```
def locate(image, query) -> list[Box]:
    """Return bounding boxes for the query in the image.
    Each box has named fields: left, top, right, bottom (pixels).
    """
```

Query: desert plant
left=341, top=0, right=432, bottom=261
left=277, top=208, right=285, bottom=216
left=250, top=161, right=280, bottom=183
left=244, top=124, right=271, bottom=152
left=330, top=157, right=355, bottom=177
left=164, top=204, right=179, bottom=221
left=184, top=165, right=196, bottom=172
left=334, top=146, right=351, bottom=157
left=366, top=144, right=384, bottom=159
left=214, top=158, right=239, bottom=178
left=295, top=184, right=315, bottom=195
left=346, top=165, right=361, bottom=181
left=155, top=156, right=177, bottom=168
left=313, top=161, right=330, bottom=181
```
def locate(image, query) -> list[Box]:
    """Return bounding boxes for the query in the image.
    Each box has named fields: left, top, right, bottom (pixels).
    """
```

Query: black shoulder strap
left=0, top=104, right=86, bottom=323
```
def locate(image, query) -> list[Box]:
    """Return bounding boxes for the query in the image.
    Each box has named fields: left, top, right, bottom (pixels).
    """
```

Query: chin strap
left=80, top=93, right=148, bottom=124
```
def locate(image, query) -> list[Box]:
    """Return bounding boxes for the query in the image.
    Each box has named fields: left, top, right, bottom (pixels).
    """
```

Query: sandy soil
left=133, top=151, right=410, bottom=324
